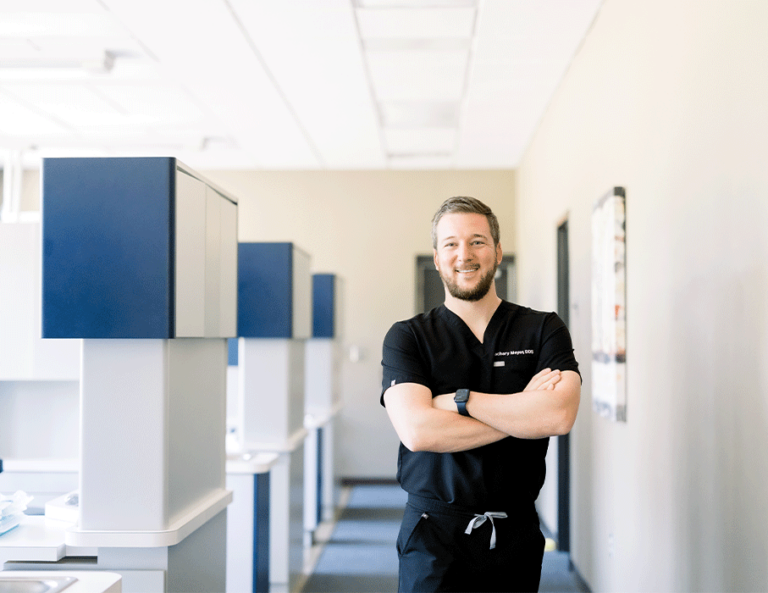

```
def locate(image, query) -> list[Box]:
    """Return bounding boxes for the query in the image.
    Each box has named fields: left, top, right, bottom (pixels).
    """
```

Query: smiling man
left=381, top=196, right=581, bottom=593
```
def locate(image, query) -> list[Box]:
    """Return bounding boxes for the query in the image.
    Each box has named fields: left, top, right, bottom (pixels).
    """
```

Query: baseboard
left=570, top=562, right=592, bottom=593
left=340, top=477, right=399, bottom=486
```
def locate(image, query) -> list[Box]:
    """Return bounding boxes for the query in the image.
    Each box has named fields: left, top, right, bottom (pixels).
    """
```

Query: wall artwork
left=591, top=187, right=627, bottom=422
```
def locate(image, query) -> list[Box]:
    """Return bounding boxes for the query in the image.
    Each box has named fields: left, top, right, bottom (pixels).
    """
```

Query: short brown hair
left=431, top=196, right=500, bottom=249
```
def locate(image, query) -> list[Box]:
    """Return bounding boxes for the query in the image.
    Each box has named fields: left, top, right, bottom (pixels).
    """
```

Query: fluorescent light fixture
left=367, top=49, right=468, bottom=101
left=379, top=101, right=460, bottom=128
left=355, top=0, right=477, bottom=7
left=357, top=7, right=476, bottom=39
left=0, top=51, right=115, bottom=74
left=364, top=38, right=471, bottom=51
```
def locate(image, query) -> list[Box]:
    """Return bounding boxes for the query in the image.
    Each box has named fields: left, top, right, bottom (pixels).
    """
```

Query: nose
left=457, top=241, right=472, bottom=262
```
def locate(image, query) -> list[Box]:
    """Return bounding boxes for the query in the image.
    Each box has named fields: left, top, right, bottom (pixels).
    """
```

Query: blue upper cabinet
left=238, top=243, right=312, bottom=339
left=312, top=274, right=343, bottom=339
left=42, top=157, right=238, bottom=339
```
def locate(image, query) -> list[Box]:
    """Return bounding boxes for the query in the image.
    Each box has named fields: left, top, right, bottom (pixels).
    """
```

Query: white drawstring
left=464, top=512, right=508, bottom=549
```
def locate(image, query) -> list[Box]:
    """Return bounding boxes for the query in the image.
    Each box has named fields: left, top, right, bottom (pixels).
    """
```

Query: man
left=381, top=196, right=581, bottom=593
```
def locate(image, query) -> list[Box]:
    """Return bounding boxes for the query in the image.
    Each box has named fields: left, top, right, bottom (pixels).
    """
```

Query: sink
left=0, top=576, right=77, bottom=593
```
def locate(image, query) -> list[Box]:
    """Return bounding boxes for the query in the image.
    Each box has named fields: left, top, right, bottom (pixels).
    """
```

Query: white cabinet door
left=175, top=172, right=206, bottom=337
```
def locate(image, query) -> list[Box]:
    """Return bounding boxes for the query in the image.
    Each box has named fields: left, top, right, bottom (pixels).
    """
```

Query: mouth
left=456, top=266, right=480, bottom=274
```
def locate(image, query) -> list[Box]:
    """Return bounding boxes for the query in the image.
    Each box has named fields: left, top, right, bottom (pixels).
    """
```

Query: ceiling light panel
left=367, top=49, right=468, bottom=102
left=356, top=7, right=476, bottom=39
left=387, top=153, right=455, bottom=170
left=355, top=1, right=477, bottom=8
left=380, top=101, right=460, bottom=128
left=364, top=38, right=470, bottom=51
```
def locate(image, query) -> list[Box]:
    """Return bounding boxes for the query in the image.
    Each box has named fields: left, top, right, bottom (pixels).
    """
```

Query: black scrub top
left=381, top=300, right=580, bottom=515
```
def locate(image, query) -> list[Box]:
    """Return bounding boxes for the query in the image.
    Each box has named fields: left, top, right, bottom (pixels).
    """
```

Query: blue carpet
left=302, top=484, right=589, bottom=593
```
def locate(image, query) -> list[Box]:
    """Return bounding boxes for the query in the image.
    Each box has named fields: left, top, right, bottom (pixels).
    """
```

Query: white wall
left=516, top=1, right=768, bottom=591
left=203, top=170, right=516, bottom=478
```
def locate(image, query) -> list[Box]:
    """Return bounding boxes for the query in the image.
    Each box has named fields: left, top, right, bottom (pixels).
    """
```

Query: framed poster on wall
left=591, top=186, right=627, bottom=422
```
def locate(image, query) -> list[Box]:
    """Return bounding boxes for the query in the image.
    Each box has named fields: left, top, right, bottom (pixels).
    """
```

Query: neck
left=443, top=285, right=502, bottom=332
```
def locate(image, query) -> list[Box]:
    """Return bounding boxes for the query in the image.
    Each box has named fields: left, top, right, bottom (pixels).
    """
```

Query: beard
left=439, top=260, right=498, bottom=302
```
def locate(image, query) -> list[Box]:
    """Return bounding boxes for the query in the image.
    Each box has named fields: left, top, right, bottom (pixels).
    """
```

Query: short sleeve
left=536, top=313, right=581, bottom=380
left=380, top=321, right=432, bottom=406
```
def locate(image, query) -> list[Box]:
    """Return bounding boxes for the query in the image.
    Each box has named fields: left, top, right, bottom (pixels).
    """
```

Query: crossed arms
left=383, top=369, right=581, bottom=454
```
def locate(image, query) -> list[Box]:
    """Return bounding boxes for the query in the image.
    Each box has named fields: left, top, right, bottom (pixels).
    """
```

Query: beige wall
left=516, top=1, right=768, bottom=591
left=0, top=169, right=41, bottom=213
left=204, top=169, right=516, bottom=477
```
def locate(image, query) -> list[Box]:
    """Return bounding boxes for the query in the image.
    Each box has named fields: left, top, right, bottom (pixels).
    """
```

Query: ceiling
left=0, top=0, right=603, bottom=171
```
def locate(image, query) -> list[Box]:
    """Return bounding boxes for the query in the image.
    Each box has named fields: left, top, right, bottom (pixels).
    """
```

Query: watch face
left=455, top=389, right=469, bottom=403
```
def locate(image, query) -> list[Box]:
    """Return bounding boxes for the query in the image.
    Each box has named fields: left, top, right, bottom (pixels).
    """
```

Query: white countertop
left=0, top=487, right=232, bottom=554
left=0, top=571, right=121, bottom=593
left=239, top=427, right=309, bottom=454
left=226, top=452, right=280, bottom=475
left=0, top=516, right=72, bottom=563
left=0, top=458, right=79, bottom=473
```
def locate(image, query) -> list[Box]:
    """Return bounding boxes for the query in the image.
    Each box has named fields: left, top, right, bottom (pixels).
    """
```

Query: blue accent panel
left=228, top=338, right=239, bottom=366
left=312, top=274, right=335, bottom=338
left=254, top=472, right=271, bottom=593
left=42, top=157, right=176, bottom=338
left=238, top=243, right=293, bottom=338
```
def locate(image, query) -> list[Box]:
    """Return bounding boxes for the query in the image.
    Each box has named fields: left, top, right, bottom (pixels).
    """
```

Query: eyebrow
left=440, top=233, right=490, bottom=244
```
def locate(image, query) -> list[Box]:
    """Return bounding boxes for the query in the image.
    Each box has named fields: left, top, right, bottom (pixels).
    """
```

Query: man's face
left=433, top=212, right=502, bottom=302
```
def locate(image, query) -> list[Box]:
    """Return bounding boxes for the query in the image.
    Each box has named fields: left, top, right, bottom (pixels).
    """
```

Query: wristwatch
left=454, top=388, right=471, bottom=417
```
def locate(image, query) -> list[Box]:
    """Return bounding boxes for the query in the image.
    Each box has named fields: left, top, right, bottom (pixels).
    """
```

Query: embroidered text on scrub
left=464, top=512, right=508, bottom=549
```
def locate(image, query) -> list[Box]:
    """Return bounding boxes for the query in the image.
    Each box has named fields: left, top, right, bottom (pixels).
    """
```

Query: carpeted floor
left=302, top=484, right=590, bottom=593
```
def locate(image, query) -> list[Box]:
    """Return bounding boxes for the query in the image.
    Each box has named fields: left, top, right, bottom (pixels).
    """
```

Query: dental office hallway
left=301, top=484, right=589, bottom=593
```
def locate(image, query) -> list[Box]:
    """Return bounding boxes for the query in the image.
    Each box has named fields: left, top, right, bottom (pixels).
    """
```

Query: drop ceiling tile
left=0, top=12, right=126, bottom=37
left=0, top=91, right=70, bottom=136
left=101, top=0, right=321, bottom=168
left=0, top=0, right=105, bottom=12
left=228, top=0, right=384, bottom=167
left=91, top=83, right=206, bottom=122
left=384, top=127, right=455, bottom=153
left=477, top=0, right=601, bottom=40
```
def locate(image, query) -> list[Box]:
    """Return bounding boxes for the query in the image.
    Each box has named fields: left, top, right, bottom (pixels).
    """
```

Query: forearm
left=433, top=371, right=581, bottom=439
left=405, top=407, right=508, bottom=453
left=383, top=383, right=508, bottom=454
left=466, top=390, right=572, bottom=439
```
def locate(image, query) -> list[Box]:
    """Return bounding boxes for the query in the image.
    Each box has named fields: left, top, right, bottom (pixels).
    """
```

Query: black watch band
left=455, top=388, right=471, bottom=417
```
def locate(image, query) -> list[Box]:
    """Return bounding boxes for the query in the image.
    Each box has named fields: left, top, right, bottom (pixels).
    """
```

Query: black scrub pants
left=397, top=495, right=545, bottom=593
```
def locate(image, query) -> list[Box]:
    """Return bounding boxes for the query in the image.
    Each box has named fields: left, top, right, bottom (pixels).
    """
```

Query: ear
left=433, top=249, right=440, bottom=270
left=496, top=243, right=503, bottom=264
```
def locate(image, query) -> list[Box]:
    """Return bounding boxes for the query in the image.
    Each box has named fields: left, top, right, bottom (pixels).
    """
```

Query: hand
left=524, top=368, right=561, bottom=391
